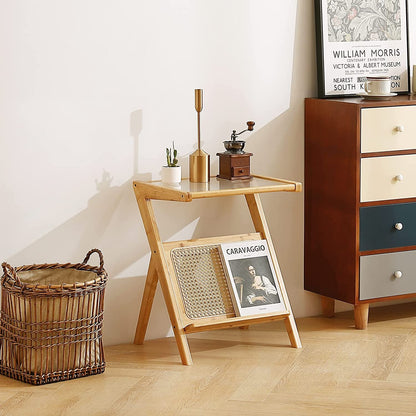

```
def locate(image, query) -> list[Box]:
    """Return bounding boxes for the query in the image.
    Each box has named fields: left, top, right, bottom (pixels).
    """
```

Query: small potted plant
left=161, top=141, right=181, bottom=184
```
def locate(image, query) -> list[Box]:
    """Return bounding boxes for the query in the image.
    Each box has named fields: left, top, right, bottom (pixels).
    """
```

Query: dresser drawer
left=361, top=154, right=416, bottom=202
left=360, top=202, right=416, bottom=251
left=360, top=250, right=416, bottom=300
left=361, top=106, right=416, bottom=153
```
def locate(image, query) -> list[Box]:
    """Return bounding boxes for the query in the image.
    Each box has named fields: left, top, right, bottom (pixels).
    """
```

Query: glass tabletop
left=133, top=175, right=302, bottom=201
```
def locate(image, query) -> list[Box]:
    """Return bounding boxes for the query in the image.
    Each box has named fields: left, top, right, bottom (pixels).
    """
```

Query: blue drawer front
left=360, top=203, right=416, bottom=251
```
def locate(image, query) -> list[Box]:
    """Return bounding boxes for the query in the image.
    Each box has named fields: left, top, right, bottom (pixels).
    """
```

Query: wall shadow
left=4, top=104, right=249, bottom=345
left=2, top=2, right=325, bottom=349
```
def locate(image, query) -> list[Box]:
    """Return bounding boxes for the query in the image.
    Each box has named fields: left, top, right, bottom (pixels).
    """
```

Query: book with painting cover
left=219, top=240, right=287, bottom=317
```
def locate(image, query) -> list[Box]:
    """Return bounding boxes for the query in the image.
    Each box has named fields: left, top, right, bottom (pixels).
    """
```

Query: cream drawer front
left=360, top=251, right=416, bottom=300
left=361, top=106, right=416, bottom=153
left=360, top=154, right=416, bottom=202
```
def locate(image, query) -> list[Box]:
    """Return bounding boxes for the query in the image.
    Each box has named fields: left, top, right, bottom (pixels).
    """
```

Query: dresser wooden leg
left=354, top=304, right=369, bottom=330
left=321, top=296, right=335, bottom=317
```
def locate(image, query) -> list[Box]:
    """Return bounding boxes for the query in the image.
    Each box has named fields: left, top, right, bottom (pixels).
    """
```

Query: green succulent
left=166, top=141, right=179, bottom=167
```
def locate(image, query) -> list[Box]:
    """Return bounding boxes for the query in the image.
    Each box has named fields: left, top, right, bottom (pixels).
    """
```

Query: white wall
left=1, top=1, right=415, bottom=345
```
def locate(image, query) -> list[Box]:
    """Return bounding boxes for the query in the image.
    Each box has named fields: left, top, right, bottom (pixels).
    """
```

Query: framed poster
left=315, top=0, right=410, bottom=98
left=219, top=240, right=287, bottom=317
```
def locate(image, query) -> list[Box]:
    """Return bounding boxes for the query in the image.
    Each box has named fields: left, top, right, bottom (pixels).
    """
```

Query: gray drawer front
left=360, top=202, right=416, bottom=251
left=360, top=251, right=416, bottom=300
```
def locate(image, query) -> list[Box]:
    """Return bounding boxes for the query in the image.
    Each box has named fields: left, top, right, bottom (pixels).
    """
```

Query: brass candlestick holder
left=189, top=89, right=210, bottom=182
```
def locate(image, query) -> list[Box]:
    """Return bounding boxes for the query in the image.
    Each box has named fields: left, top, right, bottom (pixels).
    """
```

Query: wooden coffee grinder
left=217, top=121, right=255, bottom=180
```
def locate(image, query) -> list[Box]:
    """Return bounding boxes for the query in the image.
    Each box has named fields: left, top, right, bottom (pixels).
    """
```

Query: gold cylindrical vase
left=189, top=149, right=210, bottom=182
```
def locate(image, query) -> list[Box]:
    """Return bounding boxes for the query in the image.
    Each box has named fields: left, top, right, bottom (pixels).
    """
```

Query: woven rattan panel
left=171, top=245, right=235, bottom=319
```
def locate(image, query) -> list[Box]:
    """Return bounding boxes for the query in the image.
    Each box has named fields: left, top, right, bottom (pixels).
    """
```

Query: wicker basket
left=0, top=249, right=107, bottom=385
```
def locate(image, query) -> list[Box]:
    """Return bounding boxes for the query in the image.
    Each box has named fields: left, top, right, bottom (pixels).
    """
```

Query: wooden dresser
left=304, top=96, right=416, bottom=329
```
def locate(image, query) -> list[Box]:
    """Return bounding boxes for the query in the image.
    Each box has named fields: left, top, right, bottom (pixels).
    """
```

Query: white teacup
left=364, top=76, right=391, bottom=95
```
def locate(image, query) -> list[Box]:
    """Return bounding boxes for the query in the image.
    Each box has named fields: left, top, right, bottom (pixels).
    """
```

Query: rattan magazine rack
left=0, top=249, right=107, bottom=385
left=133, top=175, right=303, bottom=365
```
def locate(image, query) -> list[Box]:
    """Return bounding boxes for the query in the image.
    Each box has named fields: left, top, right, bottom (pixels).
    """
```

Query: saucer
left=359, top=92, right=397, bottom=101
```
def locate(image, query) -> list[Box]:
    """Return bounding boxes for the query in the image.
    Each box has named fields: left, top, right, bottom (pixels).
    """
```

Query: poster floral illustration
left=315, top=0, right=409, bottom=97
left=327, top=0, right=402, bottom=42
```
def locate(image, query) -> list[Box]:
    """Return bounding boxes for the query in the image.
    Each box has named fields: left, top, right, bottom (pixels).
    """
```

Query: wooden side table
left=132, top=174, right=302, bottom=365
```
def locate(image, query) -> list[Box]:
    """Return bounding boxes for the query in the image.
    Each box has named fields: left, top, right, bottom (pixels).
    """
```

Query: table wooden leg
left=321, top=296, right=335, bottom=318
left=284, top=315, right=302, bottom=348
left=134, top=255, right=158, bottom=345
left=245, top=193, right=302, bottom=349
left=134, top=191, right=193, bottom=363
left=354, top=304, right=369, bottom=330
left=173, top=328, right=193, bottom=365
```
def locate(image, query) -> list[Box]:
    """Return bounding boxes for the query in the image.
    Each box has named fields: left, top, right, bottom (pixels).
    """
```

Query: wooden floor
left=1, top=302, right=416, bottom=416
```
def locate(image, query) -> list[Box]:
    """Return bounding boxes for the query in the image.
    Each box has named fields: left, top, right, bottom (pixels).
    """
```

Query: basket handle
left=1, top=262, right=21, bottom=285
left=82, top=249, right=105, bottom=272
